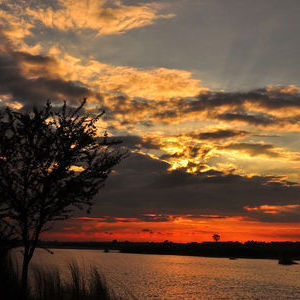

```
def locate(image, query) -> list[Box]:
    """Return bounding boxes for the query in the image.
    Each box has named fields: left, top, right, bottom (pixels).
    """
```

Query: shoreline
left=29, top=240, right=300, bottom=262
left=46, top=247, right=300, bottom=262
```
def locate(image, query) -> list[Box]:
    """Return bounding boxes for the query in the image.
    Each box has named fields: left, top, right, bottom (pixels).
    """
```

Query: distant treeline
left=37, top=240, right=300, bottom=260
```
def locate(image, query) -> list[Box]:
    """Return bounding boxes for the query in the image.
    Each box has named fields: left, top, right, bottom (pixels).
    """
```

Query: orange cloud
left=42, top=50, right=206, bottom=101
left=41, top=214, right=300, bottom=242
left=245, top=204, right=300, bottom=215
left=0, top=3, right=43, bottom=54
left=0, top=8, right=32, bottom=42
left=266, top=85, right=300, bottom=95
left=138, top=135, right=214, bottom=173
left=27, top=0, right=174, bottom=36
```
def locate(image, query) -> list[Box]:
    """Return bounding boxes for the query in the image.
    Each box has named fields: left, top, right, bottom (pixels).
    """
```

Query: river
left=14, top=248, right=300, bottom=299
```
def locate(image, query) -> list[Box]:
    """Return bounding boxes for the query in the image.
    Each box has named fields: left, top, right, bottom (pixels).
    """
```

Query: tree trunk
left=20, top=229, right=40, bottom=300
left=20, top=249, right=30, bottom=300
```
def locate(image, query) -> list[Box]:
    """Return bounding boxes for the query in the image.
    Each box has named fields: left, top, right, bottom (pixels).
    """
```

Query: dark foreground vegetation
left=41, top=240, right=300, bottom=260
left=0, top=248, right=115, bottom=300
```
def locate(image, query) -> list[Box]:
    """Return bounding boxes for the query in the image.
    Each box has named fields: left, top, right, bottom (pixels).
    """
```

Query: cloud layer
left=2, top=0, right=300, bottom=241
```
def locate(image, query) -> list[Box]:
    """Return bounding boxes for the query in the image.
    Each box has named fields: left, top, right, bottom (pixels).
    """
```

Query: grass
left=0, top=249, right=117, bottom=300
left=0, top=248, right=22, bottom=299
left=31, top=261, right=113, bottom=300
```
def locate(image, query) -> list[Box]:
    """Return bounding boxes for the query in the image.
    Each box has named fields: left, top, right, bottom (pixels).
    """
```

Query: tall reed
left=0, top=248, right=21, bottom=299
left=0, top=251, right=115, bottom=300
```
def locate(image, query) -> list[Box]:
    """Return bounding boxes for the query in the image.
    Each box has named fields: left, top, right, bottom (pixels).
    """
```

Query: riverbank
left=39, top=240, right=300, bottom=261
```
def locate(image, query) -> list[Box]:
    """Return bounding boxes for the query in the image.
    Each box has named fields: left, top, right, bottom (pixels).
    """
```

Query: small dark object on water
left=229, top=257, right=237, bottom=260
left=278, top=257, right=298, bottom=265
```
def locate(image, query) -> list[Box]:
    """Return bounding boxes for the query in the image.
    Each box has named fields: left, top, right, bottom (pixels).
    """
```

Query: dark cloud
left=123, top=89, right=300, bottom=127
left=116, top=135, right=160, bottom=150
left=89, top=152, right=300, bottom=223
left=105, top=88, right=300, bottom=128
left=245, top=209, right=300, bottom=223
left=13, top=51, right=56, bottom=65
left=219, top=142, right=281, bottom=158
left=74, top=215, right=171, bottom=223
left=159, top=152, right=184, bottom=160
left=138, top=215, right=171, bottom=222
left=141, top=229, right=153, bottom=234
left=153, top=109, right=178, bottom=119
left=191, top=129, right=248, bottom=140
left=138, top=120, right=154, bottom=127
left=193, top=89, right=300, bottom=110
left=218, top=111, right=277, bottom=126
left=0, top=34, right=101, bottom=107
left=184, top=214, right=226, bottom=220
left=107, top=95, right=152, bottom=116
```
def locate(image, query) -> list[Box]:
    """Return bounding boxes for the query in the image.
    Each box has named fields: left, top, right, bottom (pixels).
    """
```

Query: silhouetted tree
left=212, top=234, right=220, bottom=242
left=0, top=99, right=125, bottom=299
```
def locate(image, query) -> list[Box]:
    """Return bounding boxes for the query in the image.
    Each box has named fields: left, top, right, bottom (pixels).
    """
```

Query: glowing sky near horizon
left=2, top=0, right=300, bottom=242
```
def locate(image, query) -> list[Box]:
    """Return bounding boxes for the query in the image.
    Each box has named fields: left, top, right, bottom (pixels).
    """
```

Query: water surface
left=16, top=248, right=300, bottom=299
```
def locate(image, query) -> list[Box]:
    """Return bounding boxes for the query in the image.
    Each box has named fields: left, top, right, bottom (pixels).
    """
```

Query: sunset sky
left=2, top=0, right=300, bottom=242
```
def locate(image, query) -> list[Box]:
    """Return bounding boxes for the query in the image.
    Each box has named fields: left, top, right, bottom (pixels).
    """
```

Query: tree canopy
left=212, top=234, right=221, bottom=242
left=0, top=99, right=126, bottom=298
